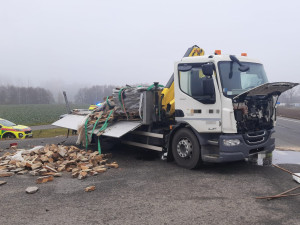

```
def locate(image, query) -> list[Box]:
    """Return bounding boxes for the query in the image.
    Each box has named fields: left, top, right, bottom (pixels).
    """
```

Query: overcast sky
left=0, top=0, right=300, bottom=93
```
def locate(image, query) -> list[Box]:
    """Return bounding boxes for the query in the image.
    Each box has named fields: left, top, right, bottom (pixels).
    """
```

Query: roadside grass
left=32, top=128, right=73, bottom=138
left=0, top=104, right=89, bottom=126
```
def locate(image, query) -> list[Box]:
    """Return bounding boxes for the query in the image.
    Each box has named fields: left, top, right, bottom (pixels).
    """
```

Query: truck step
left=122, top=141, right=163, bottom=151
left=131, top=131, right=163, bottom=138
left=207, top=140, right=219, bottom=146
left=203, top=154, right=220, bottom=159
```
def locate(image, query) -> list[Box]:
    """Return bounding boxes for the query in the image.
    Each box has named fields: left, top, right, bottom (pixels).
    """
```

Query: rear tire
left=172, top=128, right=201, bottom=169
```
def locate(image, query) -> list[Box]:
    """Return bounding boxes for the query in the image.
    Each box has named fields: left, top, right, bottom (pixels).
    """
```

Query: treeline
left=74, top=85, right=116, bottom=104
left=279, top=86, right=300, bottom=104
left=0, top=85, right=54, bottom=104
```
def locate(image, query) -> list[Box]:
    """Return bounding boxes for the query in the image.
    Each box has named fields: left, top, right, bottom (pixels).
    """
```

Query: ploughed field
left=0, top=104, right=89, bottom=126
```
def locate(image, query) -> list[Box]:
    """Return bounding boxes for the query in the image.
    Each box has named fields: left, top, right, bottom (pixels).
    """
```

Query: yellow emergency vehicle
left=0, top=118, right=32, bottom=139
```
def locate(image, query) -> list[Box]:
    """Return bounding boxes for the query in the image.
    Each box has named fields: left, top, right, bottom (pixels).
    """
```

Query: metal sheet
left=99, top=121, right=142, bottom=138
left=52, top=115, right=88, bottom=130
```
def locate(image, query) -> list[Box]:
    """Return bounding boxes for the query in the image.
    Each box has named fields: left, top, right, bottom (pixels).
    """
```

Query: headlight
left=18, top=133, right=24, bottom=138
left=223, top=139, right=240, bottom=146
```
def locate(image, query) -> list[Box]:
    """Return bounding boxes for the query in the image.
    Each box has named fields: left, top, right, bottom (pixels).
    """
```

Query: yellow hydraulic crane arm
left=161, top=45, right=205, bottom=116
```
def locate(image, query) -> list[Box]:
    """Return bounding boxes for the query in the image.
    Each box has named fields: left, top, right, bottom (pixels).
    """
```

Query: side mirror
left=202, top=63, right=214, bottom=76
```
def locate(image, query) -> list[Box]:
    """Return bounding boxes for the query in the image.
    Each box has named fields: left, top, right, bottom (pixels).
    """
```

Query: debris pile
left=76, top=85, right=163, bottom=146
left=0, top=144, right=118, bottom=182
left=112, top=86, right=149, bottom=117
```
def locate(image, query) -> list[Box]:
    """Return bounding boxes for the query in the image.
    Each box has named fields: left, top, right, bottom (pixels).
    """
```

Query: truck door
left=174, top=63, right=222, bottom=133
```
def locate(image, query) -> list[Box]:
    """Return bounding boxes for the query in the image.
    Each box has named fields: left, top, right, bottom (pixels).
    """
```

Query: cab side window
left=179, top=64, right=215, bottom=104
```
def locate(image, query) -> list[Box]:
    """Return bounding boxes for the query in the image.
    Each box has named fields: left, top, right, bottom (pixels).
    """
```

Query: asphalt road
left=0, top=119, right=300, bottom=225
left=275, top=117, right=300, bottom=151
left=30, top=125, right=57, bottom=131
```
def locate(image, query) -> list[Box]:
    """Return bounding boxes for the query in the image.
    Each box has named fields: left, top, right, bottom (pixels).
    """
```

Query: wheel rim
left=177, top=138, right=193, bottom=158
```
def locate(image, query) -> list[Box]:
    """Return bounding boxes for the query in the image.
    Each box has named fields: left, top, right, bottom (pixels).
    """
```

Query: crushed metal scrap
left=0, top=144, right=118, bottom=182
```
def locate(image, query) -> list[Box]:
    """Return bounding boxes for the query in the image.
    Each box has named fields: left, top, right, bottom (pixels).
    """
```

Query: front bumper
left=19, top=132, right=33, bottom=139
left=201, top=129, right=275, bottom=163
left=25, top=133, right=33, bottom=138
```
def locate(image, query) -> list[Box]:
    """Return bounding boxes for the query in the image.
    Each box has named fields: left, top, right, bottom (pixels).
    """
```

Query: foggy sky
left=1, top=0, right=300, bottom=94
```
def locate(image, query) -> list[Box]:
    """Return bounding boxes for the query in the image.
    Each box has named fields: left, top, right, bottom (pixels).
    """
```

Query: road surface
left=1, top=143, right=300, bottom=225
left=30, top=125, right=57, bottom=131
left=0, top=118, right=300, bottom=224
left=275, top=117, right=300, bottom=151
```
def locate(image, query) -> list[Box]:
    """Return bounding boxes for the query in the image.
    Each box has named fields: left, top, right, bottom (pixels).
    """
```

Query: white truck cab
left=171, top=53, right=297, bottom=166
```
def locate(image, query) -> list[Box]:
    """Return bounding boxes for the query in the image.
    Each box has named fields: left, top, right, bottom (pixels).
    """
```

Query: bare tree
left=74, top=85, right=117, bottom=104
left=280, top=86, right=300, bottom=105
left=0, top=85, right=55, bottom=105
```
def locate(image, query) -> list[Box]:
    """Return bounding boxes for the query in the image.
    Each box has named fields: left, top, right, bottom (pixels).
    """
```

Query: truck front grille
left=243, top=130, right=270, bottom=145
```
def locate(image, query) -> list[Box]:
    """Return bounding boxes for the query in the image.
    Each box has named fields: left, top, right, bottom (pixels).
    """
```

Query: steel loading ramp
left=94, top=121, right=142, bottom=138
left=52, top=114, right=88, bottom=130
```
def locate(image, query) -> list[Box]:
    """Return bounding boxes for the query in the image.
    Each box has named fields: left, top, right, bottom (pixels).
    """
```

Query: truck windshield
left=218, top=61, right=268, bottom=98
left=0, top=119, right=16, bottom=127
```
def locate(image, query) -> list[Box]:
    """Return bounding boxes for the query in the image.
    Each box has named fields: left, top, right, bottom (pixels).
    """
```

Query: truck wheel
left=3, top=133, right=16, bottom=139
left=172, top=128, right=201, bottom=169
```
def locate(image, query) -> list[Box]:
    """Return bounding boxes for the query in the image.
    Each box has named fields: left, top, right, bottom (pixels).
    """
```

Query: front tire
left=172, top=128, right=201, bottom=169
left=3, top=133, right=16, bottom=139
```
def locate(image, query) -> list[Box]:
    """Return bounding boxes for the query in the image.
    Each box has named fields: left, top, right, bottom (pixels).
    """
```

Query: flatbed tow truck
left=53, top=46, right=298, bottom=168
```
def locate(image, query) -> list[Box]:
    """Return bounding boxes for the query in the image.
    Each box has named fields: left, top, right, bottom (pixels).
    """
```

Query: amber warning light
left=214, top=50, right=221, bottom=55
left=241, top=53, right=247, bottom=56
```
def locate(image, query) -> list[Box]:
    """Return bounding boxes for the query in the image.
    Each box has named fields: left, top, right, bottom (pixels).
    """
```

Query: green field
left=0, top=104, right=89, bottom=126
left=32, top=128, right=74, bottom=138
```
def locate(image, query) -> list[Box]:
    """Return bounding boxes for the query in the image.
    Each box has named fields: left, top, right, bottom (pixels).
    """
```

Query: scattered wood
left=78, top=171, right=88, bottom=180
left=31, top=162, right=42, bottom=170
left=256, top=165, right=300, bottom=200
left=17, top=170, right=28, bottom=175
left=85, top=186, right=96, bottom=192
left=106, top=162, right=119, bottom=168
left=44, top=165, right=58, bottom=173
left=36, top=175, right=54, bottom=184
left=93, top=166, right=107, bottom=173
left=0, top=180, right=7, bottom=186
left=256, top=192, right=300, bottom=200
left=29, top=171, right=39, bottom=176
left=0, top=171, right=14, bottom=177
left=0, top=144, right=118, bottom=183
left=272, top=164, right=300, bottom=179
